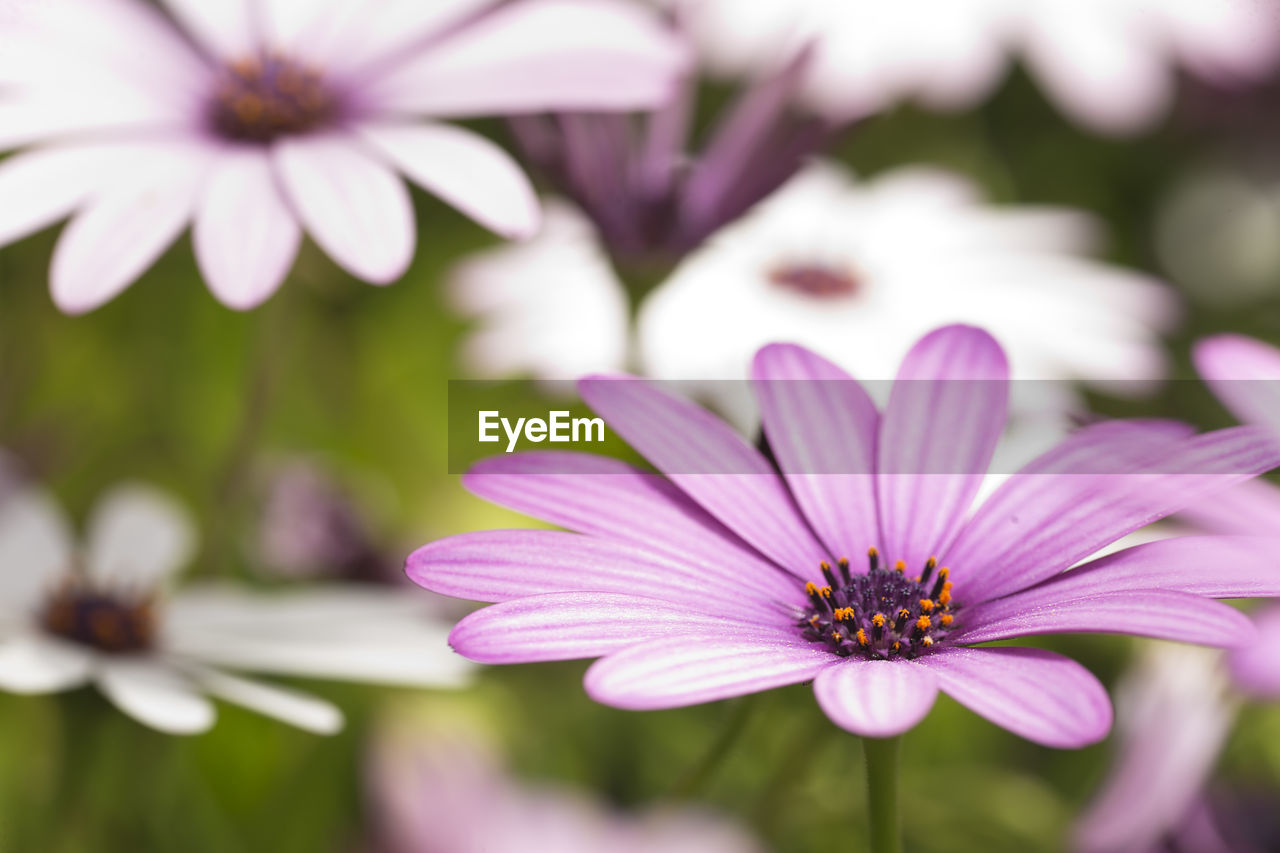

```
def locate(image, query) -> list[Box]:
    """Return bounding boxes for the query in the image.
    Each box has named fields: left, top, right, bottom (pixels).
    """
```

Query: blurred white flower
left=638, top=162, right=1178, bottom=401
left=0, top=0, right=686, bottom=312
left=662, top=0, right=1280, bottom=134
left=1075, top=642, right=1237, bottom=853
left=449, top=200, right=630, bottom=381
left=368, top=723, right=768, bottom=853
left=0, top=483, right=471, bottom=735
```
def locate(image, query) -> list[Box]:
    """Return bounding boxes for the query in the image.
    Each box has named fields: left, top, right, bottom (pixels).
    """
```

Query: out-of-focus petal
left=85, top=484, right=196, bottom=591
left=194, top=148, right=301, bottom=310
left=161, top=0, right=257, bottom=59
left=0, top=490, right=73, bottom=618
left=1229, top=605, right=1280, bottom=698
left=1194, top=334, right=1280, bottom=437
left=50, top=143, right=211, bottom=314
left=917, top=646, right=1112, bottom=748
left=584, top=630, right=836, bottom=710
left=0, top=633, right=92, bottom=693
left=813, top=659, right=937, bottom=738
left=365, top=0, right=687, bottom=116
left=876, top=325, right=1008, bottom=569
left=358, top=121, right=539, bottom=239
left=273, top=132, right=415, bottom=284
left=97, top=659, right=216, bottom=735
left=0, top=144, right=137, bottom=248
left=193, top=666, right=344, bottom=735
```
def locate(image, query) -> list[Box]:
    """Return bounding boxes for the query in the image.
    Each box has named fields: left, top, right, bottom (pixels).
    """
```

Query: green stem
left=668, top=696, right=756, bottom=798
left=863, top=736, right=902, bottom=853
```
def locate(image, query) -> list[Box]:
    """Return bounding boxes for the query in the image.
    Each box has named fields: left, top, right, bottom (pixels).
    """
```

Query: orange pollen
left=919, top=599, right=936, bottom=613
left=915, top=616, right=932, bottom=631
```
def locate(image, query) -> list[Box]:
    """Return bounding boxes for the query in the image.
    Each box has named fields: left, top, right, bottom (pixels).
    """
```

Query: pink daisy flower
left=0, top=0, right=686, bottom=312
left=409, top=324, right=1280, bottom=748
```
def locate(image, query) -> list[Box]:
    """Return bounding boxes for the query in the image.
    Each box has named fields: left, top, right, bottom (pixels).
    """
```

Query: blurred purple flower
left=510, top=46, right=835, bottom=266
left=409, top=325, right=1280, bottom=747
left=661, top=0, right=1280, bottom=135
left=1074, top=643, right=1241, bottom=853
left=0, top=0, right=687, bottom=312
left=257, top=461, right=397, bottom=584
left=0, top=482, right=471, bottom=735
left=368, top=725, right=767, bottom=853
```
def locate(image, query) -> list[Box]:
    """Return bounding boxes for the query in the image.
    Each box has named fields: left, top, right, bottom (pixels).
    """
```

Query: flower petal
left=161, top=0, right=256, bottom=59
left=982, top=536, right=1280, bottom=613
left=1194, top=334, right=1280, bottom=437
left=812, top=659, right=937, bottom=738
left=877, top=325, right=1009, bottom=569
left=407, top=530, right=795, bottom=619
left=165, top=586, right=473, bottom=688
left=462, top=452, right=800, bottom=601
left=752, top=344, right=881, bottom=561
left=86, top=484, right=195, bottom=591
left=584, top=629, right=836, bottom=710
left=97, top=659, right=216, bottom=735
left=0, top=144, right=136, bottom=248
left=1178, top=478, right=1280, bottom=536
left=192, top=666, right=344, bottom=735
left=0, top=633, right=92, bottom=694
left=273, top=132, right=415, bottom=284
left=917, top=647, right=1112, bottom=748
left=957, top=589, right=1253, bottom=647
left=578, top=375, right=830, bottom=574
left=950, top=423, right=1280, bottom=603
left=0, top=490, right=73, bottom=617
left=450, top=592, right=753, bottom=664
left=366, top=0, right=687, bottom=116
left=357, top=121, right=539, bottom=239
left=50, top=144, right=210, bottom=314
left=193, top=149, right=301, bottom=310
left=1229, top=605, right=1280, bottom=698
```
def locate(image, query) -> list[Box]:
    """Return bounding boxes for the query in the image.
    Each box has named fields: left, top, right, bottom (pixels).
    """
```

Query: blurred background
left=4, top=1, right=1280, bottom=851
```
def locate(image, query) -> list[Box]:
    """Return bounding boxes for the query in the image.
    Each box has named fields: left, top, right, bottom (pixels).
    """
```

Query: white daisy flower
left=637, top=161, right=1178, bottom=405
left=0, top=483, right=471, bottom=735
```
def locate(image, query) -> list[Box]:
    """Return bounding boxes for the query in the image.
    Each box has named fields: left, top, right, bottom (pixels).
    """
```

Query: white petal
left=166, top=586, right=473, bottom=688
left=365, top=0, right=688, bottom=116
left=161, top=0, right=257, bottom=59
left=193, top=666, right=343, bottom=735
left=358, top=121, right=539, bottom=239
left=0, top=144, right=140, bottom=248
left=273, top=133, right=415, bottom=284
left=50, top=144, right=211, bottom=314
left=86, top=484, right=195, bottom=591
left=0, top=633, right=92, bottom=694
left=0, top=490, right=74, bottom=617
left=97, top=659, right=215, bottom=735
left=194, top=149, right=302, bottom=309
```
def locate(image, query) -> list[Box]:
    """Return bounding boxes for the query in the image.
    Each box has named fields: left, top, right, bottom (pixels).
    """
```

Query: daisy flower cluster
left=4, top=0, right=1280, bottom=851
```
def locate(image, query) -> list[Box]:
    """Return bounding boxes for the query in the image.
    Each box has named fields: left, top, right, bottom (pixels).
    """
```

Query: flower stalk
left=863, top=735, right=902, bottom=853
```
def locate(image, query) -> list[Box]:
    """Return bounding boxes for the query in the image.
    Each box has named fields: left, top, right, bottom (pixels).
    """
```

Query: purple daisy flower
left=0, top=0, right=686, bottom=312
left=409, top=325, right=1280, bottom=748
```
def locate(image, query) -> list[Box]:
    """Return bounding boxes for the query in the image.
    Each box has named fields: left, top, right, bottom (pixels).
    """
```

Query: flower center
left=40, top=580, right=155, bottom=654
left=768, top=264, right=859, bottom=298
left=206, top=55, right=341, bottom=144
left=798, top=548, right=957, bottom=660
